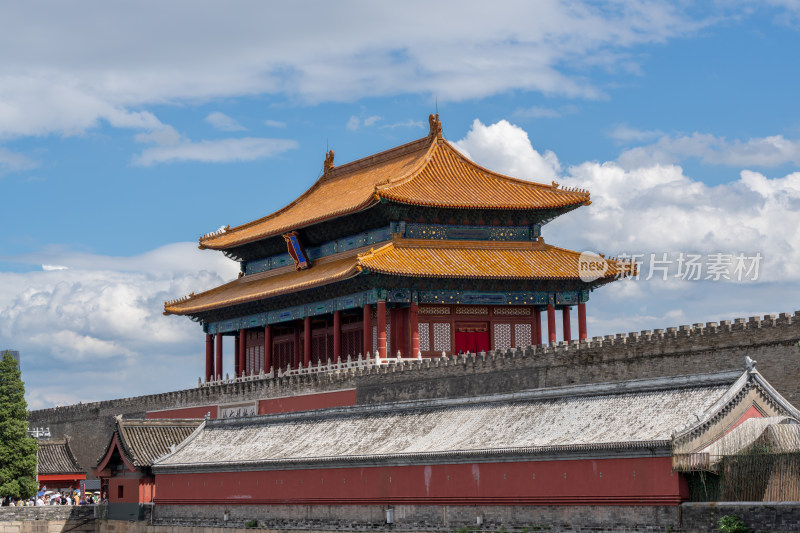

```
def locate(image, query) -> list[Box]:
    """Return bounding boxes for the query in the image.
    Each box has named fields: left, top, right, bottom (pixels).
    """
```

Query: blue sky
left=1, top=2, right=799, bottom=408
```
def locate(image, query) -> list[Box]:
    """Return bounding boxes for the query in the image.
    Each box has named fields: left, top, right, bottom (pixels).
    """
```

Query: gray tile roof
left=155, top=371, right=743, bottom=472
left=38, top=438, right=83, bottom=475
left=113, top=418, right=202, bottom=468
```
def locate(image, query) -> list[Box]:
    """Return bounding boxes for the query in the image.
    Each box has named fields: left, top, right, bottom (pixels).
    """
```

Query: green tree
left=0, top=350, right=38, bottom=500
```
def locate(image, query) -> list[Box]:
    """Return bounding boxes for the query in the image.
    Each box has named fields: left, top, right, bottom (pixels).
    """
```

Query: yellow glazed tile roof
left=199, top=121, right=590, bottom=251
left=165, top=238, right=628, bottom=316
left=359, top=239, right=629, bottom=280
left=164, top=251, right=363, bottom=316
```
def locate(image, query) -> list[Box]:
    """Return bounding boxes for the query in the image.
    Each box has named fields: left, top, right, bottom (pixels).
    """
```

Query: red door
left=455, top=323, right=489, bottom=354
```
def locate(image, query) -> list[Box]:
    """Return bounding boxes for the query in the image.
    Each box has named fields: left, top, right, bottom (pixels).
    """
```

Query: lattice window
left=274, top=341, right=293, bottom=371
left=494, top=307, right=531, bottom=316
left=419, top=305, right=450, bottom=315
left=311, top=335, right=324, bottom=364
left=372, top=325, right=377, bottom=355
left=419, top=322, right=431, bottom=352
left=455, top=306, right=488, bottom=315
left=432, top=323, right=451, bottom=353
left=514, top=323, right=532, bottom=348
left=494, top=323, right=511, bottom=350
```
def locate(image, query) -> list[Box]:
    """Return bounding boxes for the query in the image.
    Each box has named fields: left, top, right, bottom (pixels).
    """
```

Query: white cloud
left=454, top=118, right=800, bottom=331
left=205, top=112, right=246, bottom=131
left=41, top=265, right=68, bottom=271
left=0, top=1, right=704, bottom=139
left=381, top=119, right=425, bottom=130
left=618, top=133, right=800, bottom=168
left=0, top=147, right=37, bottom=174
left=133, top=137, right=298, bottom=166
left=346, top=116, right=360, bottom=131
left=0, top=243, right=240, bottom=407
left=264, top=119, right=286, bottom=128
left=363, top=115, right=381, bottom=127
left=453, top=119, right=562, bottom=182
left=607, top=124, right=664, bottom=143
left=513, top=106, right=563, bottom=119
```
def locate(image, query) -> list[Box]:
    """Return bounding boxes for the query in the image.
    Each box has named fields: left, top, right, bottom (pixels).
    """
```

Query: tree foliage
left=0, top=350, right=38, bottom=499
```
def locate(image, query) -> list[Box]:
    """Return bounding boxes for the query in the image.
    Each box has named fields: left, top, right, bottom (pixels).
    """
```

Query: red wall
left=146, top=406, right=218, bottom=419
left=108, top=475, right=155, bottom=504
left=146, top=390, right=357, bottom=419
left=155, top=456, right=687, bottom=506
left=258, top=389, right=356, bottom=415
left=726, top=404, right=764, bottom=434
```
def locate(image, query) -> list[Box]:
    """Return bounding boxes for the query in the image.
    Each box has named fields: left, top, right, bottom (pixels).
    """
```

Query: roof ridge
left=200, top=370, right=742, bottom=429
left=379, top=138, right=590, bottom=201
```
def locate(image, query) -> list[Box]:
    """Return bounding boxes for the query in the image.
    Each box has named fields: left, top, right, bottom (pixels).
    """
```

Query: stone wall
left=4, top=503, right=800, bottom=532
left=0, top=507, right=96, bottom=533
left=151, top=503, right=681, bottom=531
left=29, top=310, right=800, bottom=474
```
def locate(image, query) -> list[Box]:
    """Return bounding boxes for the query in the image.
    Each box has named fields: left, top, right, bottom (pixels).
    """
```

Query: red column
left=578, top=302, right=587, bottom=341
left=205, top=334, right=214, bottom=382
left=215, top=334, right=222, bottom=379
left=533, top=308, right=542, bottom=345
left=238, top=329, right=246, bottom=376
left=333, top=310, right=342, bottom=362
left=293, top=322, right=301, bottom=369
left=410, top=302, right=419, bottom=357
left=377, top=300, right=387, bottom=360
left=264, top=325, right=272, bottom=373
left=303, top=316, right=311, bottom=367
left=562, top=306, right=572, bottom=342
left=547, top=304, right=557, bottom=344
left=234, top=334, right=241, bottom=377
left=363, top=304, right=372, bottom=357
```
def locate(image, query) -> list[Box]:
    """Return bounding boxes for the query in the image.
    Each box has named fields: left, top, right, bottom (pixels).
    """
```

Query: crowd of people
left=1, top=492, right=103, bottom=506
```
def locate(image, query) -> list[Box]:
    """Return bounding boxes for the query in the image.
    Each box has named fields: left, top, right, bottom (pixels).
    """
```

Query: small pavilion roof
left=697, top=416, right=800, bottom=468
left=164, top=238, right=630, bottom=316
left=199, top=116, right=590, bottom=251
left=153, top=370, right=767, bottom=472
left=38, top=438, right=83, bottom=475
left=96, top=417, right=201, bottom=471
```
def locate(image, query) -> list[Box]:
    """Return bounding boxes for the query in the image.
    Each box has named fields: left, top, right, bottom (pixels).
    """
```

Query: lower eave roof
left=153, top=372, right=740, bottom=472
left=165, top=239, right=631, bottom=316
left=38, top=439, right=84, bottom=475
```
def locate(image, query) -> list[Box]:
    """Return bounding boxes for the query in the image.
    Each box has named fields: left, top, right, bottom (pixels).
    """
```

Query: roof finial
left=745, top=355, right=757, bottom=371
left=428, top=113, right=442, bottom=139
left=324, top=149, right=335, bottom=174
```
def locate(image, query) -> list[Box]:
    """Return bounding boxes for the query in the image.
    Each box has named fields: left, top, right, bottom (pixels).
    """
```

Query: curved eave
left=164, top=258, right=363, bottom=316
left=199, top=197, right=380, bottom=251
left=198, top=136, right=436, bottom=250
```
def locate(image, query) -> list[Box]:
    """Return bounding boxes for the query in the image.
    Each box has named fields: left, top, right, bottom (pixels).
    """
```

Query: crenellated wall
left=29, top=310, right=800, bottom=475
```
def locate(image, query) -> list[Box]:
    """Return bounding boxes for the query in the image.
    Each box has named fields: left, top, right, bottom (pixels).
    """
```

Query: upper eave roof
left=164, top=238, right=631, bottom=316
left=198, top=117, right=590, bottom=251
